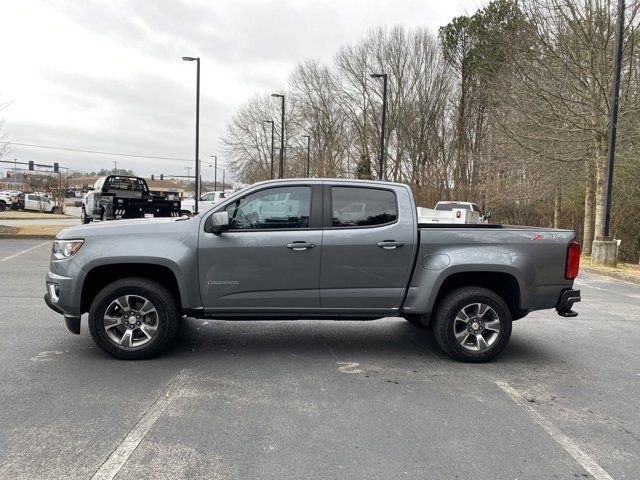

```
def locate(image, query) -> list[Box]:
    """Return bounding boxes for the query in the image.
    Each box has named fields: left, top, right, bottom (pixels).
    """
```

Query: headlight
left=52, top=239, right=84, bottom=260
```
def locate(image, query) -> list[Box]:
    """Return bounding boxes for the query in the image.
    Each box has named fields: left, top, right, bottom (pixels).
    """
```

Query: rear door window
left=331, top=187, right=397, bottom=227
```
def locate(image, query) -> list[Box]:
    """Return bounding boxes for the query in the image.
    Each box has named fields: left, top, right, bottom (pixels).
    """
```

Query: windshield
left=435, top=203, right=472, bottom=211
left=104, top=176, right=148, bottom=192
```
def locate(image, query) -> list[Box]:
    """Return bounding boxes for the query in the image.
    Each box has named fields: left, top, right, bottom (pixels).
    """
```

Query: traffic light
left=151, top=174, right=155, bottom=181
left=160, top=174, right=164, bottom=181
left=28, top=161, right=34, bottom=171
left=53, top=162, right=59, bottom=173
left=6, top=171, right=10, bottom=178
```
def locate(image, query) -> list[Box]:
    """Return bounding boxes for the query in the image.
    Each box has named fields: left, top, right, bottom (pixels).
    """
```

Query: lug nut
left=136, top=321, right=141, bottom=325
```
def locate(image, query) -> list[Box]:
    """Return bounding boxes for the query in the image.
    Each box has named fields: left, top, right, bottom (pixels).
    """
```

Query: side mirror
left=205, top=211, right=230, bottom=234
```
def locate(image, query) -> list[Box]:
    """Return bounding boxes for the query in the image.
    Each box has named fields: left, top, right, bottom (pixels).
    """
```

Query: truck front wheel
left=88, top=278, right=179, bottom=360
left=80, top=207, right=91, bottom=224
left=433, top=286, right=512, bottom=363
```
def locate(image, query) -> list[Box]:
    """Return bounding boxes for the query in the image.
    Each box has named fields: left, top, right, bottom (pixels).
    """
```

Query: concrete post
left=591, top=236, right=618, bottom=267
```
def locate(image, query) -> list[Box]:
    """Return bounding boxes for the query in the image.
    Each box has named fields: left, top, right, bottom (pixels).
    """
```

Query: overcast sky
left=1, top=0, right=483, bottom=182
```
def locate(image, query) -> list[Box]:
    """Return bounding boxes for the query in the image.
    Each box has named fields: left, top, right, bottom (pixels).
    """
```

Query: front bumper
left=557, top=289, right=581, bottom=317
left=45, top=271, right=82, bottom=334
left=44, top=293, right=81, bottom=334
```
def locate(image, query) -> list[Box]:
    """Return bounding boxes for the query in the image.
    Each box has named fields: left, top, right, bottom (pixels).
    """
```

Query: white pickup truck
left=0, top=191, right=20, bottom=211
left=180, top=191, right=226, bottom=216
left=418, top=201, right=490, bottom=224
left=20, top=192, right=60, bottom=213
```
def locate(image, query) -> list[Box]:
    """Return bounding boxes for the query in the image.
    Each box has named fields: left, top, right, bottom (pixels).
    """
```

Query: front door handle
left=287, top=241, right=316, bottom=251
left=377, top=240, right=404, bottom=250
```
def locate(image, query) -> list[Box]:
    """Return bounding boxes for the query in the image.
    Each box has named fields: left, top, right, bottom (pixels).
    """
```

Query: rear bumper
left=557, top=289, right=581, bottom=317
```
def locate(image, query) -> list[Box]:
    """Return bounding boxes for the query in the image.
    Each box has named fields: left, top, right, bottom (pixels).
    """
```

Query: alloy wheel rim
left=103, top=294, right=159, bottom=348
left=453, top=302, right=501, bottom=352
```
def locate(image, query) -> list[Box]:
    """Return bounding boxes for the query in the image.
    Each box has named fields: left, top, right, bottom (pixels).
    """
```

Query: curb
left=0, top=234, right=56, bottom=240
left=581, top=266, right=640, bottom=286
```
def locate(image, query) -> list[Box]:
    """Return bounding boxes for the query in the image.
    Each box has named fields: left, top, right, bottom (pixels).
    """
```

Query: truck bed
left=418, top=223, right=502, bottom=229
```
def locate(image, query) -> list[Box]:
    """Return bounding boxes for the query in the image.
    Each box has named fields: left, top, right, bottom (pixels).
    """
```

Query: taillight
left=565, top=242, right=581, bottom=279
left=456, top=211, right=461, bottom=218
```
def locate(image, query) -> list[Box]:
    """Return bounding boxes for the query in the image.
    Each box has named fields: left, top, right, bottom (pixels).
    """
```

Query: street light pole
left=271, top=94, right=285, bottom=179
left=302, top=135, right=311, bottom=177
left=263, top=120, right=275, bottom=179
left=211, top=155, right=217, bottom=190
left=602, top=0, right=625, bottom=239
left=222, top=169, right=225, bottom=190
left=182, top=56, right=200, bottom=213
left=370, top=73, right=388, bottom=181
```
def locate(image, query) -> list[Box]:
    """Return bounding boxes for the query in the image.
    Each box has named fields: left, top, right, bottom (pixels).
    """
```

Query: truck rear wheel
left=88, top=278, right=179, bottom=360
left=433, top=287, right=512, bottom=363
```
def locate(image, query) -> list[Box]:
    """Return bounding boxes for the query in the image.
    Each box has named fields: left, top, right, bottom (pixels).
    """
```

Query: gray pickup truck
left=44, top=179, right=581, bottom=362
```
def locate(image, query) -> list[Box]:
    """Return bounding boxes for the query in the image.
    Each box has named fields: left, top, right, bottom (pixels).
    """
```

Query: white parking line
left=495, top=381, right=614, bottom=480
left=91, top=369, right=190, bottom=480
left=0, top=241, right=51, bottom=262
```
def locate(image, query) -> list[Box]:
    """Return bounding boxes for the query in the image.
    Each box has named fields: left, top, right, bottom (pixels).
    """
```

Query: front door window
left=224, top=186, right=311, bottom=230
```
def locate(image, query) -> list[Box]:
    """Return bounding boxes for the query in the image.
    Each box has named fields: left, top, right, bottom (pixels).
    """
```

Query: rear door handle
left=377, top=240, right=404, bottom=250
left=287, top=241, right=316, bottom=251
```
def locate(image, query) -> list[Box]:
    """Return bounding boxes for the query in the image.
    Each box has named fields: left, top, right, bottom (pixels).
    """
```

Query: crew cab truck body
left=81, top=175, right=181, bottom=223
left=45, top=179, right=581, bottom=362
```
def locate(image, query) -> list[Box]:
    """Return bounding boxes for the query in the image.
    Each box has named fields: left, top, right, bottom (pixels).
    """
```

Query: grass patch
left=581, top=255, right=640, bottom=278
left=16, top=225, right=66, bottom=236
left=0, top=211, right=70, bottom=220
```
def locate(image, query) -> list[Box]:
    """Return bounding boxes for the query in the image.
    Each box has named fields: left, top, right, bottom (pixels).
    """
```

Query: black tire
left=432, top=286, right=512, bottom=363
left=88, top=278, right=179, bottom=360
left=80, top=207, right=90, bottom=224
left=180, top=210, right=192, bottom=217
left=0, top=202, right=6, bottom=212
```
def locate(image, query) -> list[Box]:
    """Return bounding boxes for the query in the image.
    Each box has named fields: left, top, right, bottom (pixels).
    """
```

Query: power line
left=2, top=141, right=193, bottom=163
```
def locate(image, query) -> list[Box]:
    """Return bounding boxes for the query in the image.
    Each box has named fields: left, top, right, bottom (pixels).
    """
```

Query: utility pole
left=112, top=160, right=118, bottom=172
left=271, top=94, right=285, bottom=178
left=185, top=165, right=192, bottom=196
left=182, top=56, right=201, bottom=213
left=602, top=0, right=625, bottom=239
left=302, top=135, right=311, bottom=177
left=263, top=120, right=275, bottom=179
left=370, top=73, right=388, bottom=181
left=593, top=0, right=625, bottom=267
left=211, top=155, right=217, bottom=190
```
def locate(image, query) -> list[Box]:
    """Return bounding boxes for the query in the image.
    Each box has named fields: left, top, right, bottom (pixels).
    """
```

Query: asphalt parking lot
left=0, top=239, right=638, bottom=480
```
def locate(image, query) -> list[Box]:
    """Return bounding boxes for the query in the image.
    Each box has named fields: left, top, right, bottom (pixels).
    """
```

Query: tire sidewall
left=436, top=288, right=512, bottom=362
left=89, top=280, right=176, bottom=359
